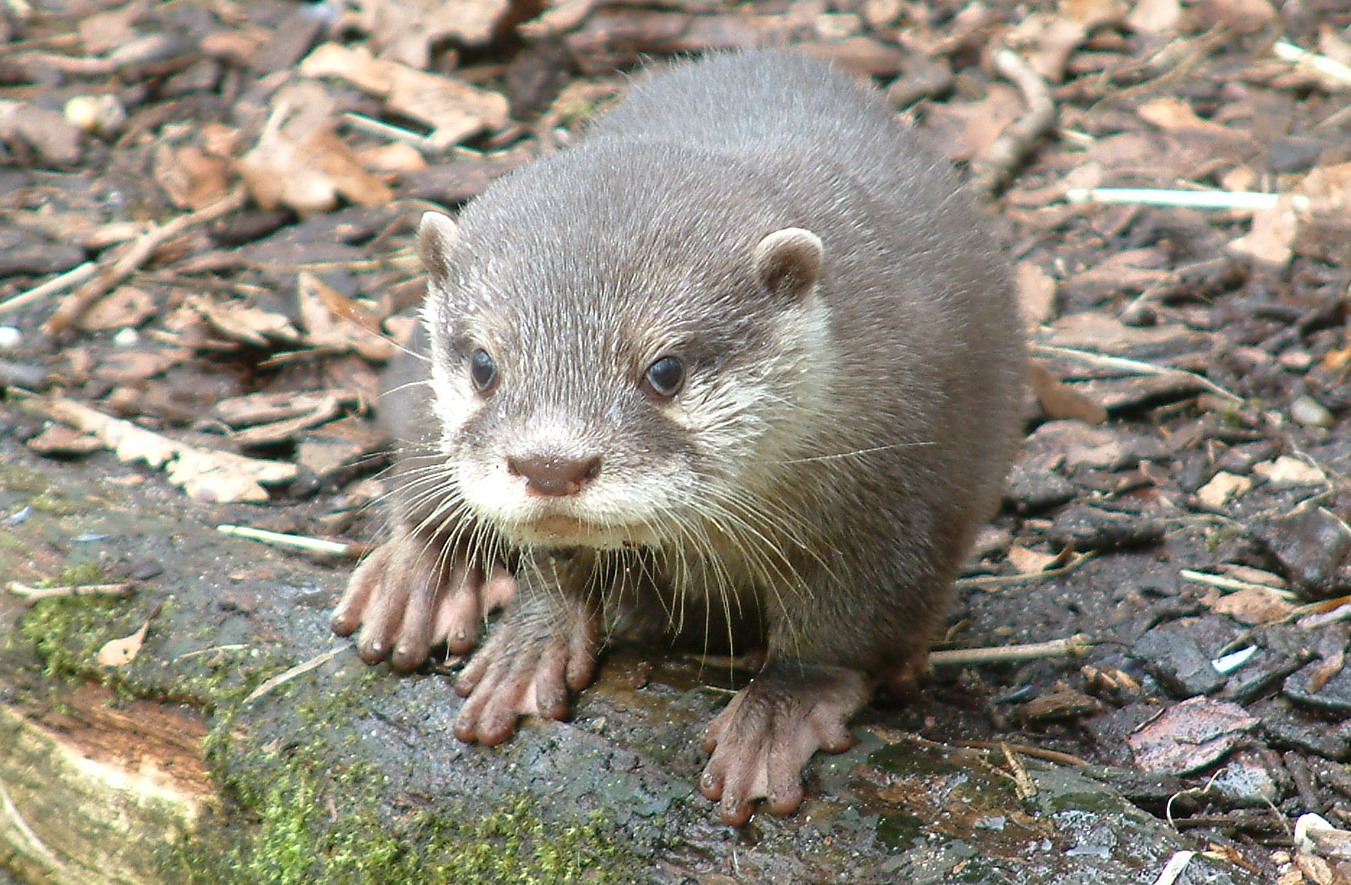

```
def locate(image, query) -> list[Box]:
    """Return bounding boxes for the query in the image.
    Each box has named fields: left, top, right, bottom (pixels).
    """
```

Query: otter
left=332, top=49, right=1026, bottom=826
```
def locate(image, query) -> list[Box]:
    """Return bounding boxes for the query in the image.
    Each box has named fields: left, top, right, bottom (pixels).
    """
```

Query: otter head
left=415, top=158, right=834, bottom=554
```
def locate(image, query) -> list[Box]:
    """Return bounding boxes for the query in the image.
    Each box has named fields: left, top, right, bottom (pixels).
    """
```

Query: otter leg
left=699, top=662, right=869, bottom=826
left=332, top=527, right=515, bottom=672
left=453, top=558, right=599, bottom=746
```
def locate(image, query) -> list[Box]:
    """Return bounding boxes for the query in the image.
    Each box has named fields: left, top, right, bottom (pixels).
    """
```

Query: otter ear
left=753, top=227, right=823, bottom=302
left=416, top=211, right=460, bottom=282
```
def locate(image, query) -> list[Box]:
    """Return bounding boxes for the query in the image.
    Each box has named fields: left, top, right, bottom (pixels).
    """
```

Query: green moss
left=28, top=488, right=92, bottom=516
left=0, top=462, right=49, bottom=494
left=16, top=595, right=128, bottom=682
left=169, top=750, right=634, bottom=885
left=59, top=560, right=108, bottom=586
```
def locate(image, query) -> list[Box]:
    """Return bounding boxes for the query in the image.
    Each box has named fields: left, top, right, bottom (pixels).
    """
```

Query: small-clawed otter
left=332, top=49, right=1026, bottom=826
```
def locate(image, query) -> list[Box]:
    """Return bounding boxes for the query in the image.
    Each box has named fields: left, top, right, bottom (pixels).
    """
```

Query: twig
left=217, top=524, right=363, bottom=558
left=41, top=187, right=247, bottom=337
left=969, top=49, right=1056, bottom=198
left=929, top=633, right=1094, bottom=667
left=0, top=261, right=98, bottom=317
left=1273, top=40, right=1351, bottom=89
left=1179, top=569, right=1297, bottom=600
left=1032, top=343, right=1243, bottom=404
left=7, top=581, right=135, bottom=600
left=243, top=646, right=347, bottom=704
left=1066, top=186, right=1311, bottom=213
left=956, top=740, right=1089, bottom=767
left=175, top=644, right=249, bottom=661
left=955, top=550, right=1099, bottom=590
left=1151, top=851, right=1197, bottom=885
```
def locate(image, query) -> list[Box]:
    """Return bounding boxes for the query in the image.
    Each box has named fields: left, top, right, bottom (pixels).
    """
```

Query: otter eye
left=470, top=348, right=497, bottom=393
left=643, top=355, right=684, bottom=399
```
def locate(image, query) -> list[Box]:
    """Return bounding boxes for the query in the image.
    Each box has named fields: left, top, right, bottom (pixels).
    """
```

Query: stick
left=216, top=524, right=362, bottom=558
left=41, top=187, right=247, bottom=336
left=0, top=261, right=98, bottom=317
left=969, top=49, right=1057, bottom=198
left=1273, top=40, right=1351, bottom=88
left=1066, top=186, right=1311, bottom=213
left=929, top=634, right=1094, bottom=667
left=243, top=646, right=347, bottom=704
left=1032, top=343, right=1243, bottom=404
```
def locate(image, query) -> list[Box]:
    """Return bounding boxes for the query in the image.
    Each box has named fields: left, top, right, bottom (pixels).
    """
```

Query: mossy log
left=0, top=437, right=1261, bottom=884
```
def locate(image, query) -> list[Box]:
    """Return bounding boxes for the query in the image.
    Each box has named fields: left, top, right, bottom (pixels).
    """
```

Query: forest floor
left=2, top=0, right=1351, bottom=882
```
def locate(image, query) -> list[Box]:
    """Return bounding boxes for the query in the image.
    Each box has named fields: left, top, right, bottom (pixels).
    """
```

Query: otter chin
left=332, top=48, right=1026, bottom=827
left=506, top=514, right=653, bottom=549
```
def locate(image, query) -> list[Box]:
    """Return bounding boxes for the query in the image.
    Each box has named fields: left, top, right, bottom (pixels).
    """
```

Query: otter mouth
left=531, top=515, right=587, bottom=539
left=510, top=514, right=651, bottom=549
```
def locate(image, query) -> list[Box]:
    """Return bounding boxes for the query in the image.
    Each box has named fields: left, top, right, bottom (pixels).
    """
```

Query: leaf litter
left=1, top=0, right=1350, bottom=879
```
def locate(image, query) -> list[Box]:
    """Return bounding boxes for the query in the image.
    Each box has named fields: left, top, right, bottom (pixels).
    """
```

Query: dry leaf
left=1128, top=697, right=1260, bottom=775
left=1253, top=455, right=1325, bottom=487
left=215, top=390, right=358, bottom=428
left=78, top=285, right=156, bottom=332
left=1199, top=0, right=1277, bottom=34
left=231, top=394, right=343, bottom=447
left=190, top=295, right=301, bottom=347
left=1126, top=0, right=1181, bottom=33
left=25, top=394, right=297, bottom=503
left=1017, top=261, right=1058, bottom=327
left=98, top=619, right=150, bottom=666
left=1197, top=471, right=1251, bottom=508
left=300, top=43, right=509, bottom=149
left=1137, top=97, right=1234, bottom=136
left=1007, top=544, right=1060, bottom=574
left=1227, top=196, right=1300, bottom=267
left=1030, top=362, right=1109, bottom=424
left=154, top=144, right=232, bottom=210
left=349, top=0, right=512, bottom=66
left=297, top=271, right=396, bottom=361
left=1209, top=586, right=1296, bottom=624
left=236, top=82, right=391, bottom=216
left=26, top=424, right=103, bottom=455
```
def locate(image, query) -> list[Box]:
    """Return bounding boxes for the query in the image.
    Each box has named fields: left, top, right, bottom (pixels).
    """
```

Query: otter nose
left=507, top=453, right=601, bottom=497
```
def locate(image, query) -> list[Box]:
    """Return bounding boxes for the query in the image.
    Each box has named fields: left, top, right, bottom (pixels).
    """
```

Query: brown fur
left=333, top=49, right=1026, bottom=825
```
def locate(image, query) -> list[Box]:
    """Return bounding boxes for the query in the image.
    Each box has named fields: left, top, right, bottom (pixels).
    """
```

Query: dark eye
left=470, top=348, right=497, bottom=393
left=643, top=356, right=684, bottom=399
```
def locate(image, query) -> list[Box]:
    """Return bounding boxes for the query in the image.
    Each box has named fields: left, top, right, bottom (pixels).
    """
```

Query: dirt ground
left=2, top=0, right=1351, bottom=881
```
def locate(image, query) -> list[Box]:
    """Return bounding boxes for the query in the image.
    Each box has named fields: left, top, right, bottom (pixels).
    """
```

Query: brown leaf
left=154, top=144, right=232, bottom=210
left=1196, top=471, right=1251, bottom=509
left=78, top=285, right=156, bottom=332
left=1030, top=361, right=1109, bottom=424
left=1208, top=586, right=1296, bottom=624
left=1227, top=196, right=1300, bottom=267
left=1198, top=0, right=1277, bottom=34
left=1007, top=544, right=1061, bottom=574
left=1125, top=0, right=1181, bottom=33
left=1127, top=697, right=1259, bottom=775
left=1136, top=97, right=1234, bottom=136
left=215, top=390, right=358, bottom=429
left=97, top=619, right=150, bottom=666
left=1017, top=261, right=1058, bottom=327
left=26, top=424, right=103, bottom=455
left=297, top=271, right=396, bottom=361
left=24, top=394, right=297, bottom=504
left=300, top=43, right=509, bottom=150
left=190, top=295, right=301, bottom=347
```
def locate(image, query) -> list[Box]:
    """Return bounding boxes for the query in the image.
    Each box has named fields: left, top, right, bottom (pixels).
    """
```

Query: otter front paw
left=699, top=664, right=870, bottom=826
left=453, top=592, right=599, bottom=746
left=331, top=530, right=514, bottom=672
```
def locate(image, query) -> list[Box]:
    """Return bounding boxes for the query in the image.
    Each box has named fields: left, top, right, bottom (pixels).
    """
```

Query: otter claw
left=332, top=530, right=515, bottom=671
left=699, top=664, right=869, bottom=826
